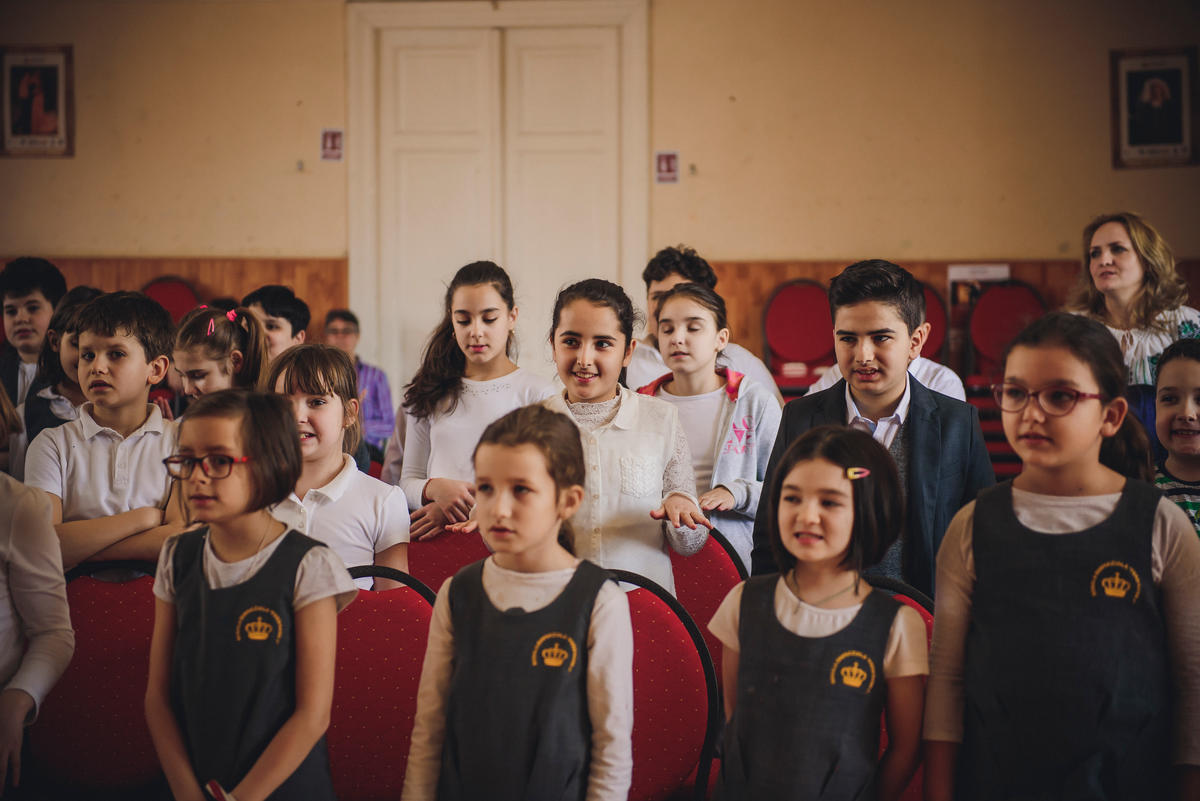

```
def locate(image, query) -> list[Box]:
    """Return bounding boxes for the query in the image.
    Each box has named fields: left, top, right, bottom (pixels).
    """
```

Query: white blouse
left=1096, top=306, right=1200, bottom=385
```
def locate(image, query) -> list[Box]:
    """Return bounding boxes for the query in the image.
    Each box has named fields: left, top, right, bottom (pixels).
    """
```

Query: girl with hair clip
left=9, top=285, right=102, bottom=479
left=709, top=425, right=926, bottom=800
left=924, top=312, right=1200, bottom=801
left=400, top=261, right=554, bottom=540
left=173, top=306, right=270, bottom=398
left=1068, top=212, right=1199, bottom=453
left=542, top=278, right=711, bottom=596
left=146, top=390, right=356, bottom=801
left=638, top=283, right=781, bottom=573
left=269, top=345, right=409, bottom=591
left=402, top=404, right=633, bottom=801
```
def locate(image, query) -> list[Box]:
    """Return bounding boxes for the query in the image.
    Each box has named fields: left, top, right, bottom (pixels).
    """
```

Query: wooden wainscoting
left=26, top=257, right=348, bottom=343
left=712, top=258, right=1200, bottom=371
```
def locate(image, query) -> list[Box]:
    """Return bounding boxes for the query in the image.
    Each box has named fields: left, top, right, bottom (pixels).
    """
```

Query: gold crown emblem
left=840, top=662, right=868, bottom=688
left=244, top=616, right=273, bottom=641
left=1101, top=574, right=1131, bottom=598
left=541, top=643, right=569, bottom=667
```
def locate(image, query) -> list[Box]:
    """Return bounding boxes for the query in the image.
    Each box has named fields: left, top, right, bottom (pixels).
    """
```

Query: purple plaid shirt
left=356, top=358, right=395, bottom=449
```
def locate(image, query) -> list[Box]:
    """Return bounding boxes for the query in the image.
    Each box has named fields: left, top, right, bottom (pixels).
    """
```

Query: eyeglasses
left=163, top=454, right=252, bottom=479
left=991, top=384, right=1104, bottom=417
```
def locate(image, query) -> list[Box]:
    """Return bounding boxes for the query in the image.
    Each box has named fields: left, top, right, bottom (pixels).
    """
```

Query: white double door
left=377, top=25, right=622, bottom=384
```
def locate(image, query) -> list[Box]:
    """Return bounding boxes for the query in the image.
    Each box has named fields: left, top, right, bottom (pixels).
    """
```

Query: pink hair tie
left=206, top=319, right=216, bottom=336
left=226, top=309, right=238, bottom=322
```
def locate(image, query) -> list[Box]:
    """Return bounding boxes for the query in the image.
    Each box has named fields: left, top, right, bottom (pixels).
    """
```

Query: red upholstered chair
left=668, top=528, right=747, bottom=689
left=923, top=284, right=950, bottom=364
left=867, top=576, right=934, bottom=801
left=406, top=530, right=491, bottom=594
left=609, top=569, right=719, bottom=801
left=963, top=280, right=1048, bottom=387
left=28, top=566, right=162, bottom=796
left=328, top=566, right=435, bottom=801
left=762, top=279, right=834, bottom=397
left=141, top=275, right=201, bottom=324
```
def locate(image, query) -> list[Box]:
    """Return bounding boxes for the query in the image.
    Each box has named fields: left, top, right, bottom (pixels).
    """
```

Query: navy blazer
left=751, top=377, right=995, bottom=596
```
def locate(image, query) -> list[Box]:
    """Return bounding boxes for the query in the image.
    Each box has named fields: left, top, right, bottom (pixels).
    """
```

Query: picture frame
left=1111, top=46, right=1197, bottom=169
left=1, top=44, right=74, bottom=158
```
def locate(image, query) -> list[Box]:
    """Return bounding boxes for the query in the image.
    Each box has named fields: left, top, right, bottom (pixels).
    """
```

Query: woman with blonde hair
left=1068, top=211, right=1198, bottom=452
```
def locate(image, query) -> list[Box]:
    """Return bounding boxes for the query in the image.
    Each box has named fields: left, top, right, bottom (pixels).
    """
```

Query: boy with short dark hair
left=0, top=257, right=68, bottom=405
left=626, top=244, right=781, bottom=399
left=24, top=291, right=186, bottom=569
left=751, top=260, right=994, bottom=596
left=241, top=285, right=310, bottom=362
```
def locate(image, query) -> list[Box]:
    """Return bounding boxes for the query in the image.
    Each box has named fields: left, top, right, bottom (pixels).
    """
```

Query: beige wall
left=650, top=0, right=1200, bottom=259
left=0, top=1, right=346, bottom=257
left=1, top=0, right=1197, bottom=260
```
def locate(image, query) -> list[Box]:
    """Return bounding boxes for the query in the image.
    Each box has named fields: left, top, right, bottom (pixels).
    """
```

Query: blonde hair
left=1067, top=211, right=1187, bottom=332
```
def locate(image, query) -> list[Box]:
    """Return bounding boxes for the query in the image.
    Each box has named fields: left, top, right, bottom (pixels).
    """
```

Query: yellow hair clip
left=846, top=467, right=871, bottom=480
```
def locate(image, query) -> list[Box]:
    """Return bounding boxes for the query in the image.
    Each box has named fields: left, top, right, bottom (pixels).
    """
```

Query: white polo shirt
left=24, top=403, right=177, bottom=520
left=270, top=454, right=410, bottom=589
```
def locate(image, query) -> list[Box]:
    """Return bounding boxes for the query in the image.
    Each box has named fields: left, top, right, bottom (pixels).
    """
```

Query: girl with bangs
left=269, top=345, right=409, bottom=590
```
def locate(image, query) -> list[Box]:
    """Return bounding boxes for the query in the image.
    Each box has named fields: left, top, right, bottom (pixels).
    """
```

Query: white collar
left=844, top=375, right=912, bottom=427
left=293, top=453, right=358, bottom=504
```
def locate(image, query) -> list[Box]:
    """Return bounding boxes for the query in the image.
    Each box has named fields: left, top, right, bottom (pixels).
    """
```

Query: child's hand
left=444, top=519, right=479, bottom=536
left=0, top=689, right=33, bottom=795
left=410, top=502, right=448, bottom=541
left=699, top=486, right=736, bottom=512
left=423, top=478, right=476, bottom=523
left=651, top=494, right=713, bottom=530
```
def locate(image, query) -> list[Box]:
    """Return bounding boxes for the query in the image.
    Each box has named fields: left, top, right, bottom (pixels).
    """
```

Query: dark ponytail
left=403, top=261, right=516, bottom=420
left=1003, top=312, right=1153, bottom=481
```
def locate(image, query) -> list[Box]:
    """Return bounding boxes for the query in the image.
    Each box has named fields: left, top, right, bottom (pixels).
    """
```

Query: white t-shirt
left=708, top=578, right=929, bottom=678
left=153, top=528, right=357, bottom=613
left=270, top=454, right=410, bottom=589
left=401, top=558, right=633, bottom=801
left=810, top=355, right=966, bottom=401
left=655, top=386, right=725, bottom=492
left=24, top=403, right=177, bottom=520
left=0, top=476, right=73, bottom=719
left=626, top=341, right=782, bottom=402
left=400, top=368, right=555, bottom=510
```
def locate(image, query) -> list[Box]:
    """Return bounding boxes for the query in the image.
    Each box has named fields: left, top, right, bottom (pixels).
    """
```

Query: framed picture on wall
left=1111, top=46, right=1197, bottom=169
left=1, top=45, right=74, bottom=158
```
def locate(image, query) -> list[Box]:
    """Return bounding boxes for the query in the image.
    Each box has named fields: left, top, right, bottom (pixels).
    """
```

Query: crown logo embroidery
left=244, top=616, right=273, bottom=641
left=1101, top=574, right=1131, bottom=598
left=1090, top=561, right=1141, bottom=604
left=829, top=650, right=875, bottom=693
left=235, top=606, right=284, bottom=643
left=840, top=661, right=868, bottom=688
left=531, top=632, right=578, bottom=672
left=541, top=643, right=569, bottom=667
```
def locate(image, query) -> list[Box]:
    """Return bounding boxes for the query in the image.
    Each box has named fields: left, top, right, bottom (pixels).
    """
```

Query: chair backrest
left=141, top=276, right=201, bottom=324
left=922, top=284, right=949, bottom=363
left=28, top=574, right=161, bottom=794
left=610, top=570, right=719, bottom=801
left=762, top=280, right=833, bottom=369
left=866, top=575, right=932, bottom=801
left=668, top=529, right=746, bottom=688
left=328, top=567, right=434, bottom=801
left=406, top=530, right=491, bottom=593
left=965, top=280, right=1048, bottom=378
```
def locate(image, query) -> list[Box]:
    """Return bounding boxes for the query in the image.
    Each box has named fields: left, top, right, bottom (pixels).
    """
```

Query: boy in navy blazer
left=751, top=260, right=994, bottom=597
